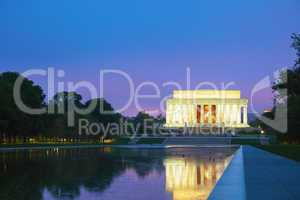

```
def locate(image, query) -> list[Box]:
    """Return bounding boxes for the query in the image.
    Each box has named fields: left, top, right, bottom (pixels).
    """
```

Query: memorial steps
left=163, top=136, right=232, bottom=146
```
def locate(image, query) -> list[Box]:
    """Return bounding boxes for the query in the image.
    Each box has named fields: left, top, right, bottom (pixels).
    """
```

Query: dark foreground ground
left=255, top=144, right=300, bottom=162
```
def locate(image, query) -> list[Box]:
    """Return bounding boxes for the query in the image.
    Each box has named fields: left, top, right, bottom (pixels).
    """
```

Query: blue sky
left=0, top=0, right=300, bottom=116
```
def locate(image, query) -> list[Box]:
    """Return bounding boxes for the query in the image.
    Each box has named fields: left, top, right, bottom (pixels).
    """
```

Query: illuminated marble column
left=192, top=104, right=197, bottom=125
left=208, top=105, right=212, bottom=124
left=183, top=104, right=188, bottom=125
left=230, top=104, right=233, bottom=125
left=243, top=105, right=248, bottom=125
left=220, top=103, right=224, bottom=125
left=222, top=103, right=226, bottom=124
left=172, top=105, right=177, bottom=126
left=231, top=104, right=234, bottom=124
left=191, top=104, right=196, bottom=126
left=173, top=103, right=176, bottom=126
left=226, top=104, right=231, bottom=125
left=167, top=104, right=172, bottom=125
left=174, top=104, right=180, bottom=124
left=216, top=104, right=220, bottom=125
left=188, top=104, right=191, bottom=125
left=171, top=104, right=175, bottom=125
left=177, top=104, right=181, bottom=124
left=186, top=104, right=189, bottom=124
left=194, top=105, right=197, bottom=126
left=236, top=104, right=241, bottom=125
left=180, top=104, right=184, bottom=124
left=223, top=104, right=227, bottom=126
left=181, top=104, right=185, bottom=125
left=233, top=104, right=238, bottom=125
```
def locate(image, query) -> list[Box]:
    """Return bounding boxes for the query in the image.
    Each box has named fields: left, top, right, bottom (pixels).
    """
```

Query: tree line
left=0, top=72, right=164, bottom=144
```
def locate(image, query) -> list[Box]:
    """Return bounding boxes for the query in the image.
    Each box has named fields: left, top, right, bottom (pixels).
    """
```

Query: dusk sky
left=1, top=0, right=300, bottom=116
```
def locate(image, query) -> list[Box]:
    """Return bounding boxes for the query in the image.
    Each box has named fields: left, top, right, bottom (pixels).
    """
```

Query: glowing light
left=103, top=139, right=114, bottom=144
left=165, top=90, right=249, bottom=128
left=164, top=155, right=232, bottom=200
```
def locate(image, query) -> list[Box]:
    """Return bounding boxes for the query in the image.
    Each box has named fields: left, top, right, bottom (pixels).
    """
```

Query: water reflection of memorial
left=164, top=153, right=232, bottom=200
left=0, top=147, right=235, bottom=200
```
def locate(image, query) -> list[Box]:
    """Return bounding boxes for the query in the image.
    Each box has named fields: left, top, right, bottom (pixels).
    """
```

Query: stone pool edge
left=0, top=144, right=240, bottom=151
left=208, top=146, right=246, bottom=200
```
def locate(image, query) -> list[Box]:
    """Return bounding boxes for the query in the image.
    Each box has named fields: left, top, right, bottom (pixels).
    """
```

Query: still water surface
left=0, top=147, right=236, bottom=200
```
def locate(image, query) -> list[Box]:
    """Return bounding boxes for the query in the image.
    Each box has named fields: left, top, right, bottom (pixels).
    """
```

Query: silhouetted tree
left=0, top=72, right=45, bottom=143
left=83, top=98, right=123, bottom=138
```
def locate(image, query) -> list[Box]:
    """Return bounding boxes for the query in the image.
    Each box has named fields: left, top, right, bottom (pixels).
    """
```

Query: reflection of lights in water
left=102, top=147, right=112, bottom=153
left=164, top=156, right=232, bottom=200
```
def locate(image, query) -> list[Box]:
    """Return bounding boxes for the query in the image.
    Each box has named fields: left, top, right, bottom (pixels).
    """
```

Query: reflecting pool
left=0, top=147, right=236, bottom=200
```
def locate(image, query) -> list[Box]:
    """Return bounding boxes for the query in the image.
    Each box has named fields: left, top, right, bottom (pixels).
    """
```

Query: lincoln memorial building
left=165, top=90, right=249, bottom=128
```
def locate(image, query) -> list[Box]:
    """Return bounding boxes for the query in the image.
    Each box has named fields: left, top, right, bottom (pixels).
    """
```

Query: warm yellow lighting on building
left=165, top=90, right=249, bottom=128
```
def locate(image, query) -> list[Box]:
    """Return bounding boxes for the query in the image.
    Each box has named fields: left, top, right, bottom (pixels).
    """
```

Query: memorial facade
left=165, top=90, right=249, bottom=128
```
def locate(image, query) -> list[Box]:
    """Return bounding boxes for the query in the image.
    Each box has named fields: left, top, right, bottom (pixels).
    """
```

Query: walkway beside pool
left=209, top=145, right=300, bottom=200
